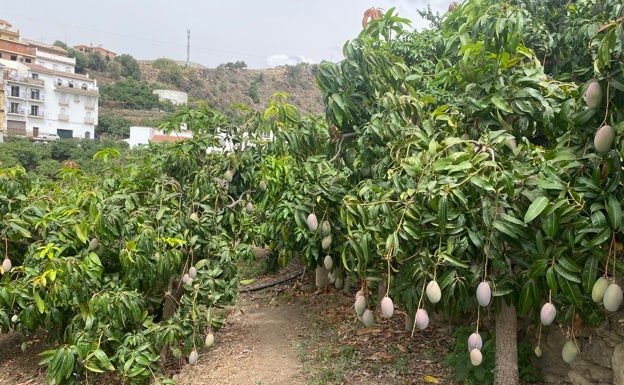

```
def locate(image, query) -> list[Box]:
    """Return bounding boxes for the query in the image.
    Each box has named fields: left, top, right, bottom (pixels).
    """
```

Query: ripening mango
left=426, top=280, right=442, bottom=304
left=603, top=283, right=623, bottom=312
left=594, top=125, right=615, bottom=153
left=561, top=340, right=578, bottom=364
left=415, top=308, right=429, bottom=330
left=591, top=277, right=609, bottom=303
left=306, top=213, right=318, bottom=232
left=585, top=80, right=602, bottom=109
left=540, top=302, right=557, bottom=326
left=380, top=296, right=394, bottom=318
left=476, top=282, right=491, bottom=307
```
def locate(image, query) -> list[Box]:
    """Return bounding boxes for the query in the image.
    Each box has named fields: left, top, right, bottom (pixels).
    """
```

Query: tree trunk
left=494, top=301, right=519, bottom=385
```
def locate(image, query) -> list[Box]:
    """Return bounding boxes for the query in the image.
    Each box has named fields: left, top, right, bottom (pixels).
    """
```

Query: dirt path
left=174, top=293, right=310, bottom=385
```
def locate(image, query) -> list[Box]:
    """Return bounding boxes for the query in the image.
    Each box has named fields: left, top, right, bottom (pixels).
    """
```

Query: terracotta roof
left=73, top=44, right=116, bottom=56
left=23, top=39, right=68, bottom=55
left=150, top=134, right=189, bottom=143
left=24, top=62, right=93, bottom=82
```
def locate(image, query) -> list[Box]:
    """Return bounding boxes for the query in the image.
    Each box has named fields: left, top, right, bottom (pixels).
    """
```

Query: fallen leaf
left=424, top=375, right=440, bottom=384
left=395, top=343, right=407, bottom=353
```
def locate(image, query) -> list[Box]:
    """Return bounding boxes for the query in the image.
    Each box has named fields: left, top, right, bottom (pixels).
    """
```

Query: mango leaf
left=518, top=278, right=537, bottom=315
left=546, top=267, right=558, bottom=295
left=33, top=291, right=46, bottom=314
left=423, top=375, right=440, bottom=384
left=557, top=256, right=581, bottom=273
left=582, top=256, right=599, bottom=293
left=606, top=194, right=622, bottom=232
left=554, top=263, right=581, bottom=283
left=441, top=253, right=469, bottom=269
left=491, top=94, right=513, bottom=113
left=524, top=196, right=549, bottom=223
left=557, top=273, right=583, bottom=308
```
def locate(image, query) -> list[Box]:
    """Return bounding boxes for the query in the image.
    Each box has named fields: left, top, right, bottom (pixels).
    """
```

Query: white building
left=125, top=126, right=194, bottom=148
left=153, top=89, right=188, bottom=105
left=1, top=40, right=98, bottom=140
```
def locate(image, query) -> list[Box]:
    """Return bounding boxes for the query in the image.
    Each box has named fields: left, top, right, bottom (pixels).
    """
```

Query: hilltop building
left=0, top=20, right=98, bottom=140
left=73, top=43, right=116, bottom=59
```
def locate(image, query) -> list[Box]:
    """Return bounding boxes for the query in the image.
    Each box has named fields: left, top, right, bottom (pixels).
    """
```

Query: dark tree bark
left=495, top=301, right=519, bottom=385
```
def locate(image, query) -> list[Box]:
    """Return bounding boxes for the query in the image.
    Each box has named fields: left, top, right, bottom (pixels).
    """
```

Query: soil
left=0, top=260, right=454, bottom=385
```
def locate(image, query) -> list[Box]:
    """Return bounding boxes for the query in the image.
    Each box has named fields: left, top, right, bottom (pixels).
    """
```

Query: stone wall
left=535, top=311, right=624, bottom=385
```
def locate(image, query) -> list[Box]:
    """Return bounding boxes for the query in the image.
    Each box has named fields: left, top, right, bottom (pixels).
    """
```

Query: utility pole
left=186, top=29, right=190, bottom=68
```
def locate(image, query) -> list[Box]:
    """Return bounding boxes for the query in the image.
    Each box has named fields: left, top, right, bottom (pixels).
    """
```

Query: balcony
left=84, top=116, right=94, bottom=124
left=7, top=76, right=45, bottom=87
left=7, top=109, right=26, bottom=121
left=28, top=94, right=45, bottom=102
left=29, top=111, right=45, bottom=118
left=58, top=113, right=69, bottom=121
left=54, top=83, right=99, bottom=96
left=28, top=78, right=45, bottom=87
left=7, top=91, right=26, bottom=99
left=8, top=108, right=25, bottom=115
left=58, top=98, right=69, bottom=106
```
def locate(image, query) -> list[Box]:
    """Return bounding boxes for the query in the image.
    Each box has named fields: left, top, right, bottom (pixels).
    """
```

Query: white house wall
left=1, top=57, right=99, bottom=139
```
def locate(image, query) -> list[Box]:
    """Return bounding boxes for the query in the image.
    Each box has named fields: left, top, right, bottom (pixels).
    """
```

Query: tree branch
left=329, top=132, right=359, bottom=163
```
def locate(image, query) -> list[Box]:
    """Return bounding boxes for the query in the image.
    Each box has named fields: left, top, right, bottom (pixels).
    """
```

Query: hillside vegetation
left=94, top=59, right=325, bottom=135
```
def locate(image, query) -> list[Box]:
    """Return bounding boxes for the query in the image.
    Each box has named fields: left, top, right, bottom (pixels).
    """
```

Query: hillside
left=96, top=61, right=326, bottom=128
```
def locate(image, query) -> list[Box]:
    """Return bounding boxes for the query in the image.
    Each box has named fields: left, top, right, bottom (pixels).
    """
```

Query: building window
left=30, top=89, right=40, bottom=100
left=10, top=86, right=20, bottom=97
left=57, top=79, right=62, bottom=86
left=10, top=55, right=17, bottom=61
left=82, top=83, right=87, bottom=90
left=31, top=105, right=39, bottom=116
left=69, top=81, right=74, bottom=88
left=10, top=102, right=20, bottom=113
left=25, top=58, right=31, bottom=63
left=32, top=73, right=39, bottom=79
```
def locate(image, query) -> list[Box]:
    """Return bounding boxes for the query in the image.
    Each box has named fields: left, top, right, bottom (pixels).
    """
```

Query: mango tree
left=307, top=2, right=624, bottom=385
left=0, top=107, right=258, bottom=384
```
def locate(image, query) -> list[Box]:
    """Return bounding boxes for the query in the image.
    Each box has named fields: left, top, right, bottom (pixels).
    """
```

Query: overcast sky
left=3, top=1, right=448, bottom=69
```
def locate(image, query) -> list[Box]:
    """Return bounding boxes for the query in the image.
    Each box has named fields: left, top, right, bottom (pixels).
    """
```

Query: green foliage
left=86, top=51, right=108, bottom=72
left=115, top=54, right=142, bottom=79
left=258, top=1, right=624, bottom=381
left=96, top=114, right=133, bottom=137
left=0, top=114, right=261, bottom=382
left=248, top=82, right=260, bottom=103
left=5, top=1, right=624, bottom=383
left=100, top=78, right=161, bottom=110
left=0, top=137, right=129, bottom=178
left=218, top=61, right=248, bottom=70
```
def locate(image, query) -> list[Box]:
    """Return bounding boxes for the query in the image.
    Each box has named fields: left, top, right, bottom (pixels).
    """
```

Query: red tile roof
left=24, top=62, right=93, bottom=81
left=150, top=134, right=189, bottom=143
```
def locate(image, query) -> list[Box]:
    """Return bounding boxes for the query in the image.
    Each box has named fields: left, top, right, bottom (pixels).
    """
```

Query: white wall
left=153, top=89, right=188, bottom=105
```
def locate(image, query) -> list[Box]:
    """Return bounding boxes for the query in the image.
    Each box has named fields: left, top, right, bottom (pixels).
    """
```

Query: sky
left=2, top=0, right=449, bottom=69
